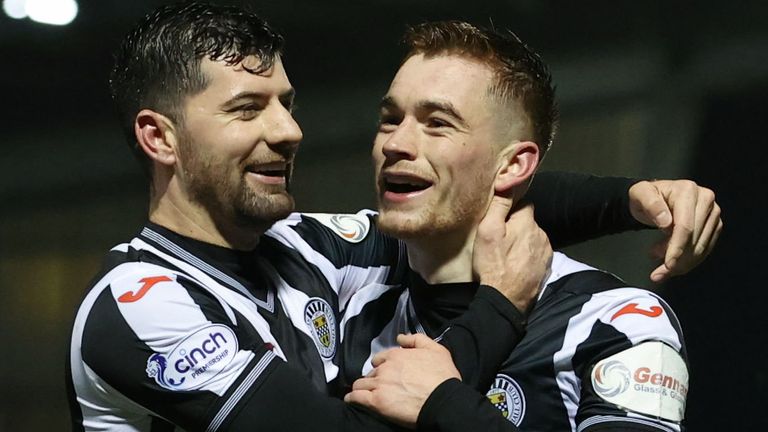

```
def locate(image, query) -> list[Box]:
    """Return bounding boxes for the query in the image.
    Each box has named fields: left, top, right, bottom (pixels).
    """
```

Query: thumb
left=630, top=181, right=672, bottom=228
left=397, top=333, right=436, bottom=349
left=484, top=194, right=514, bottom=223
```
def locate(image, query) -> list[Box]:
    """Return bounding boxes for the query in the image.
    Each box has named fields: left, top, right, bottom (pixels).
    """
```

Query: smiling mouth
left=383, top=174, right=433, bottom=194
left=246, top=162, right=292, bottom=186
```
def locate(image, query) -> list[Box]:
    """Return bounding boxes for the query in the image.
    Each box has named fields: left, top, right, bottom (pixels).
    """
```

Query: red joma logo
left=118, top=276, right=172, bottom=303
left=611, top=303, right=663, bottom=321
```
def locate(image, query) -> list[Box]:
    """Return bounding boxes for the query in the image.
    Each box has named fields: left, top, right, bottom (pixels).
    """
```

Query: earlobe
left=135, top=109, right=178, bottom=166
left=494, top=141, right=540, bottom=195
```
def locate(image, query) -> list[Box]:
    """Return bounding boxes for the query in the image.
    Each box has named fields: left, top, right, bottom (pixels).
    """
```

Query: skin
left=373, top=54, right=540, bottom=285
left=125, top=49, right=721, bottom=430
left=135, top=56, right=302, bottom=250
left=628, top=180, right=722, bottom=281
left=349, top=54, right=553, bottom=426
left=346, top=52, right=724, bottom=427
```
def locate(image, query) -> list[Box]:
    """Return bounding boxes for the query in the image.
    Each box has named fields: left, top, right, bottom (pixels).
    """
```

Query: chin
left=376, top=209, right=440, bottom=240
left=237, top=192, right=295, bottom=230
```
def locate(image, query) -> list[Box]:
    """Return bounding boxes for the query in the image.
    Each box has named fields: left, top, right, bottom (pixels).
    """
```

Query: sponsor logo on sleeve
left=590, top=341, right=688, bottom=422
left=306, top=213, right=370, bottom=243
left=610, top=302, right=664, bottom=321
left=146, top=324, right=238, bottom=391
left=304, top=298, right=337, bottom=359
left=486, top=374, right=526, bottom=425
left=592, top=360, right=631, bottom=397
left=118, top=275, right=173, bottom=303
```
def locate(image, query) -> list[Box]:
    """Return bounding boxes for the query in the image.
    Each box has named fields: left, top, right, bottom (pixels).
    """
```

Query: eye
left=426, top=117, right=452, bottom=129
left=238, top=105, right=263, bottom=120
left=377, top=113, right=401, bottom=131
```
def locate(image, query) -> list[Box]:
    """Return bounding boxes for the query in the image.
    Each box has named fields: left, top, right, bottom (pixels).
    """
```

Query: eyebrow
left=222, top=88, right=296, bottom=109
left=379, top=95, right=468, bottom=128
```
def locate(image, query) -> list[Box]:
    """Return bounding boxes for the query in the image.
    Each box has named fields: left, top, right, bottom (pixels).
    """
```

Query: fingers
left=477, top=194, right=514, bottom=241
left=629, top=181, right=673, bottom=228
left=507, top=202, right=535, bottom=222
left=396, top=333, right=435, bottom=349
left=486, top=194, right=514, bottom=221
left=639, top=180, right=722, bottom=282
left=691, top=187, right=715, bottom=247
left=372, top=348, right=396, bottom=367
left=352, top=376, right=378, bottom=391
left=499, top=203, right=537, bottom=240
left=650, top=263, right=671, bottom=283
left=705, top=219, right=724, bottom=257
left=693, top=197, right=720, bottom=257
left=344, top=389, right=373, bottom=406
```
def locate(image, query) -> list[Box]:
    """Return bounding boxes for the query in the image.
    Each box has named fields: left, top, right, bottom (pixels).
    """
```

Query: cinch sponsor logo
left=174, top=331, right=229, bottom=374
left=634, top=366, right=688, bottom=399
left=146, top=324, right=238, bottom=391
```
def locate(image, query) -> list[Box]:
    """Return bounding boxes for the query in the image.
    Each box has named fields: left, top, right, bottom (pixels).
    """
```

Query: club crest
left=486, top=374, right=526, bottom=425
left=304, top=298, right=337, bottom=359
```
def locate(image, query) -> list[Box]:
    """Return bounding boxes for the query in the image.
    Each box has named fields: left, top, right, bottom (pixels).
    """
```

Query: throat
left=404, top=231, right=475, bottom=284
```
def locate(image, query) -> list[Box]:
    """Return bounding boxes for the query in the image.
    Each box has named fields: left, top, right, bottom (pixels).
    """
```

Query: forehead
left=197, top=55, right=292, bottom=100
left=387, top=54, right=494, bottom=108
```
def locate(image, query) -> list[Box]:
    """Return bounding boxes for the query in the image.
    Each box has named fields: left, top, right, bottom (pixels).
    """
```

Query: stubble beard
left=376, top=186, right=487, bottom=242
left=180, top=144, right=295, bottom=234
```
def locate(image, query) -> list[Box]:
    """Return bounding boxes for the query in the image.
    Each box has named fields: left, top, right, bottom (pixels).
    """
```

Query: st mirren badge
left=486, top=374, right=526, bottom=425
left=304, top=298, right=337, bottom=359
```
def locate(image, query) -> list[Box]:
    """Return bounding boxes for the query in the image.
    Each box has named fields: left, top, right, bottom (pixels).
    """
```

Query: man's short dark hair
left=403, top=21, right=558, bottom=158
left=110, top=1, right=284, bottom=175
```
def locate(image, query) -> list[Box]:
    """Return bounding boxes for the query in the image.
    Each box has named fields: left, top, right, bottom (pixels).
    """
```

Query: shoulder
left=265, top=210, right=402, bottom=269
left=542, top=256, right=689, bottom=427
left=75, top=243, right=232, bottom=337
left=266, top=210, right=377, bottom=243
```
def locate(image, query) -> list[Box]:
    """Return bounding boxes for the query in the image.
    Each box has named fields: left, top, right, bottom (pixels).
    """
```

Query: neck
left=148, top=177, right=261, bottom=251
left=405, top=226, right=477, bottom=284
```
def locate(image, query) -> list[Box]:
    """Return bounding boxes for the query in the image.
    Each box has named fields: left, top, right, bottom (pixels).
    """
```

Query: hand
left=344, top=334, right=460, bottom=429
left=628, top=180, right=723, bottom=282
left=473, top=198, right=553, bottom=313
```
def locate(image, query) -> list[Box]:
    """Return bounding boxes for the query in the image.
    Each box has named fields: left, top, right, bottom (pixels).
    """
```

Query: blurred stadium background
left=1, top=0, right=766, bottom=430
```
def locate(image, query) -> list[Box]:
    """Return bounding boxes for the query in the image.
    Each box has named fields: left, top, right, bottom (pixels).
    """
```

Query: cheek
left=445, top=151, right=495, bottom=192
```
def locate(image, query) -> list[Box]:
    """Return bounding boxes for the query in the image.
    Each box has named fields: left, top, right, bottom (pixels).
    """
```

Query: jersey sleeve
left=418, top=378, right=522, bottom=432
left=570, top=288, right=688, bottom=432
left=438, top=285, right=528, bottom=391
left=71, top=262, right=418, bottom=432
left=528, top=172, right=648, bottom=249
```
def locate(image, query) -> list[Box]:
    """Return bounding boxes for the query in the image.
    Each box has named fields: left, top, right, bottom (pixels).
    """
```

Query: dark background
left=1, top=1, right=766, bottom=430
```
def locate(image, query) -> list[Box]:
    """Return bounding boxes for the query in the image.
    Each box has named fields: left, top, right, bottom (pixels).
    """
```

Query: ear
left=494, top=141, right=540, bottom=195
left=134, top=109, right=179, bottom=167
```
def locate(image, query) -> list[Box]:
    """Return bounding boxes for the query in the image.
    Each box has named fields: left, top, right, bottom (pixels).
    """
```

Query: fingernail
left=654, top=211, right=672, bottom=226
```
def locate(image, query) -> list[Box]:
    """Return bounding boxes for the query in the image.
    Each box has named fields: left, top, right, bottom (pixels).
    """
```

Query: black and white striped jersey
left=340, top=252, right=689, bottom=432
left=67, top=172, right=652, bottom=431
left=67, top=212, right=417, bottom=431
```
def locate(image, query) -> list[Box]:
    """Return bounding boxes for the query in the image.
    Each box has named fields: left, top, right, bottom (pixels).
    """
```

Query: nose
left=265, top=102, right=303, bottom=150
left=379, top=120, right=418, bottom=161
